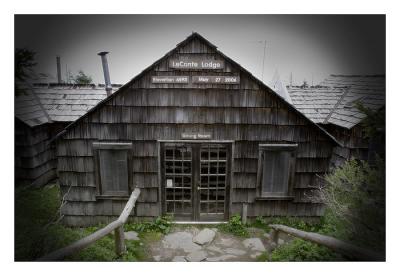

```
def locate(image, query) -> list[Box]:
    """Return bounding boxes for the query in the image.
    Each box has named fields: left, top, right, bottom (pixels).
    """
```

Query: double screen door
left=161, top=143, right=230, bottom=221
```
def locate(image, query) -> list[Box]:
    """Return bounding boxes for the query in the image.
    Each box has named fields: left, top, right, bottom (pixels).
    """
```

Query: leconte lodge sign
left=169, top=58, right=224, bottom=69
left=152, top=57, right=240, bottom=84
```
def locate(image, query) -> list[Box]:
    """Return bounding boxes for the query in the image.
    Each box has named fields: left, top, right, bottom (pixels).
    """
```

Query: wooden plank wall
left=57, top=37, right=334, bottom=226
left=15, top=120, right=64, bottom=187
left=325, top=124, right=369, bottom=169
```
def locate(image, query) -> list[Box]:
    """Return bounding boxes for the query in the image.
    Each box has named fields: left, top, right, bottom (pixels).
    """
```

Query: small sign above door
left=181, top=132, right=212, bottom=140
left=151, top=76, right=189, bottom=83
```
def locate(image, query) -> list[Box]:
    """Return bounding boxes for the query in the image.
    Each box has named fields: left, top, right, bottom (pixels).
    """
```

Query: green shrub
left=15, top=184, right=61, bottom=260
left=270, top=238, right=343, bottom=261
left=323, top=158, right=385, bottom=251
left=125, top=215, right=173, bottom=234
left=218, top=214, right=249, bottom=237
left=252, top=216, right=267, bottom=228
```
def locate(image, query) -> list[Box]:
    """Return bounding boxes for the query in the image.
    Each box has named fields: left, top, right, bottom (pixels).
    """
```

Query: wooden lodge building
left=52, top=32, right=346, bottom=226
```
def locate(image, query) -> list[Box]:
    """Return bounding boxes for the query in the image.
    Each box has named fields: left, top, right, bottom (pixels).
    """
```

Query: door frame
left=157, top=140, right=234, bottom=222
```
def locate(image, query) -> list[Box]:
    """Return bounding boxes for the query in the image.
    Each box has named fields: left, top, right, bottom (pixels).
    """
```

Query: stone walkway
left=133, top=226, right=275, bottom=262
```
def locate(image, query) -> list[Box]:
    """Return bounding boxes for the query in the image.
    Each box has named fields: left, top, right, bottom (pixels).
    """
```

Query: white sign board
left=192, top=76, right=240, bottom=84
left=166, top=179, right=173, bottom=188
left=169, top=59, right=224, bottom=70
left=151, top=76, right=189, bottom=84
left=181, top=132, right=212, bottom=139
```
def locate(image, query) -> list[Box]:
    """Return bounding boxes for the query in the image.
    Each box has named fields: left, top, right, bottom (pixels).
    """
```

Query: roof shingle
left=15, top=84, right=116, bottom=127
left=288, top=75, right=385, bottom=129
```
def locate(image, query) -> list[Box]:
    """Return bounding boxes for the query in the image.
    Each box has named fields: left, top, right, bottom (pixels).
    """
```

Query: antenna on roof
left=65, top=64, right=68, bottom=84
left=312, top=73, right=314, bottom=87
left=290, top=72, right=293, bottom=88
left=261, top=40, right=267, bottom=82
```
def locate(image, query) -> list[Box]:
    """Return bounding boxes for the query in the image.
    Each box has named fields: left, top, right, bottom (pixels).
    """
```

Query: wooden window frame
left=93, top=142, right=133, bottom=200
left=256, top=144, right=297, bottom=200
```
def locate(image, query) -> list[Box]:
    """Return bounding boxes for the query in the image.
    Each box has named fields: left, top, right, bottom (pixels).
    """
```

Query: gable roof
left=15, top=84, right=120, bottom=127
left=57, top=32, right=340, bottom=145
left=288, top=75, right=385, bottom=129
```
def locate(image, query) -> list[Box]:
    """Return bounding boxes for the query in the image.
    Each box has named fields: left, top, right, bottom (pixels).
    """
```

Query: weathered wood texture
left=269, top=224, right=384, bottom=261
left=15, top=119, right=66, bottom=187
left=57, top=35, right=334, bottom=225
left=324, top=124, right=370, bottom=169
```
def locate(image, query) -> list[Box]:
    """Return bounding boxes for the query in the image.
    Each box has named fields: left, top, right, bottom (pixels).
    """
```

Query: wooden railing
left=268, top=224, right=384, bottom=261
left=38, top=188, right=141, bottom=261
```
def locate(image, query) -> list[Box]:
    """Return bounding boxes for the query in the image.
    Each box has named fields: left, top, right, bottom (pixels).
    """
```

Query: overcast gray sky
left=15, top=15, right=385, bottom=86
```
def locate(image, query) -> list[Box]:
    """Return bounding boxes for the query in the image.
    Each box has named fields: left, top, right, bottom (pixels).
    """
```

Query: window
left=256, top=144, right=297, bottom=199
left=93, top=142, right=132, bottom=198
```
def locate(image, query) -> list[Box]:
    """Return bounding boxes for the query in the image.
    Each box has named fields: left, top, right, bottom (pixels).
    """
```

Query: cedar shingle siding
left=57, top=33, right=337, bottom=226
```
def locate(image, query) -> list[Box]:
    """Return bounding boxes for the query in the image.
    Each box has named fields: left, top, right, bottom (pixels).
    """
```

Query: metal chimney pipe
left=56, top=56, right=62, bottom=84
left=98, top=51, right=112, bottom=96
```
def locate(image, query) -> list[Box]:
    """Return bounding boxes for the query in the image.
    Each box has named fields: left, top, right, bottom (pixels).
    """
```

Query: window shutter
left=99, top=149, right=129, bottom=196
left=258, top=144, right=297, bottom=198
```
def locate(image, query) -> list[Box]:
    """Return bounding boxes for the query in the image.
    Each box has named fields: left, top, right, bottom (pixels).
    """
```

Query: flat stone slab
left=215, top=237, right=236, bottom=247
left=163, top=232, right=202, bottom=253
left=242, top=238, right=266, bottom=252
left=206, top=245, right=225, bottom=254
left=124, top=231, right=140, bottom=241
left=224, top=248, right=247, bottom=256
left=185, top=250, right=208, bottom=262
left=172, top=256, right=187, bottom=262
left=193, top=228, right=216, bottom=245
left=206, top=254, right=237, bottom=262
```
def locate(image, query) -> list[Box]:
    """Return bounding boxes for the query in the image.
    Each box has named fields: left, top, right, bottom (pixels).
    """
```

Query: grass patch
left=218, top=214, right=249, bottom=237
left=140, top=231, right=163, bottom=243
left=269, top=238, right=344, bottom=262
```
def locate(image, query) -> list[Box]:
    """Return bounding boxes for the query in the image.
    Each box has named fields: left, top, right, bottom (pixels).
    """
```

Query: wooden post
left=242, top=203, right=248, bottom=224
left=114, top=226, right=126, bottom=256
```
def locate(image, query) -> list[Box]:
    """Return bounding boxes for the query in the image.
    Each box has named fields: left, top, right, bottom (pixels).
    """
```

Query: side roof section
left=288, top=75, right=385, bottom=129
left=15, top=84, right=122, bottom=126
left=57, top=32, right=341, bottom=146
